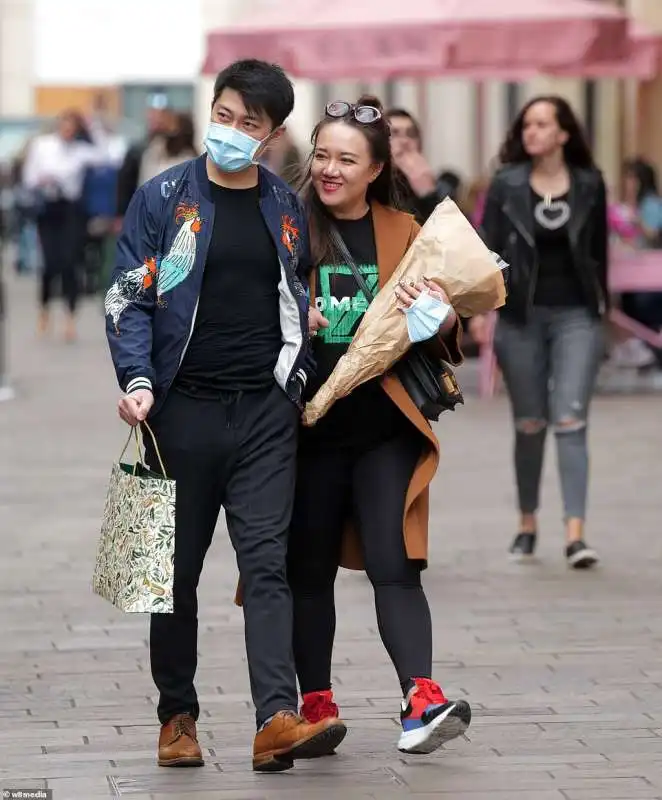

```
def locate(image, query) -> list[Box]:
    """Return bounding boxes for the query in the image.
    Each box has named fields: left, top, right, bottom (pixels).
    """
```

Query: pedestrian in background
left=23, top=109, right=101, bottom=341
left=138, top=111, right=198, bottom=184
left=115, top=94, right=173, bottom=223
left=385, top=108, right=444, bottom=225
left=472, top=95, right=607, bottom=569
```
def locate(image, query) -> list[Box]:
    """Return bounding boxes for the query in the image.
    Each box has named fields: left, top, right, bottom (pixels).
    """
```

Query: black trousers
left=287, top=432, right=433, bottom=695
left=144, top=384, right=300, bottom=727
left=36, top=200, right=81, bottom=313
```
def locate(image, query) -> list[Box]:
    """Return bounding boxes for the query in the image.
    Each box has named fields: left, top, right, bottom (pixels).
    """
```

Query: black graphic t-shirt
left=176, top=182, right=282, bottom=393
left=300, top=211, right=408, bottom=451
left=531, top=188, right=586, bottom=308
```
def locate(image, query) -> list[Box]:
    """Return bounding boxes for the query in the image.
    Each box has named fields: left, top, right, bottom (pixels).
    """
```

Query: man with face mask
left=105, top=59, right=345, bottom=772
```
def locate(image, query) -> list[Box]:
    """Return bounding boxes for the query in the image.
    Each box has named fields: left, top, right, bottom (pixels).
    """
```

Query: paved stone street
left=1, top=271, right=661, bottom=800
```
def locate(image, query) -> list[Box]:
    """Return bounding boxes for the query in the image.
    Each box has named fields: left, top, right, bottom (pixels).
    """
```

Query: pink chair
left=608, top=250, right=662, bottom=348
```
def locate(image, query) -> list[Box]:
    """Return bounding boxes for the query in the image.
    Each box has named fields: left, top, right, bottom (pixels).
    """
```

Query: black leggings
left=287, top=432, right=432, bottom=694
left=36, top=200, right=81, bottom=313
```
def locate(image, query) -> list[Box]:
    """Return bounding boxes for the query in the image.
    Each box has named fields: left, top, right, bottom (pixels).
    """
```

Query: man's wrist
left=126, top=377, right=153, bottom=394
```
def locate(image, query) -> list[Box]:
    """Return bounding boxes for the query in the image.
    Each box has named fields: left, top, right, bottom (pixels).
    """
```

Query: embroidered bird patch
left=281, top=215, right=299, bottom=255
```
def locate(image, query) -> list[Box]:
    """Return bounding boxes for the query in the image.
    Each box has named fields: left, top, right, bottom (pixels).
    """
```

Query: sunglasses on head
left=325, top=101, right=382, bottom=124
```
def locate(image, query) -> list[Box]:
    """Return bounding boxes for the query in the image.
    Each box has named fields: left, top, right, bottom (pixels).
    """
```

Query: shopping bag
left=92, top=423, right=175, bottom=613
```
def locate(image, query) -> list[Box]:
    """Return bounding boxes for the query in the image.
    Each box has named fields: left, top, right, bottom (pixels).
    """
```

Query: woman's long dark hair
left=299, top=94, right=400, bottom=266
left=498, top=95, right=595, bottom=169
left=165, top=112, right=197, bottom=157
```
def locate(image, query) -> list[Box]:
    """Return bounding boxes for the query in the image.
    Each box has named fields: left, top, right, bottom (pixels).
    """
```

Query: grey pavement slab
left=1, top=272, right=661, bottom=798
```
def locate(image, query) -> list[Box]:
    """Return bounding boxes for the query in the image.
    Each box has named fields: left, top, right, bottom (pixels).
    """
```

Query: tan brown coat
left=332, top=202, right=462, bottom=569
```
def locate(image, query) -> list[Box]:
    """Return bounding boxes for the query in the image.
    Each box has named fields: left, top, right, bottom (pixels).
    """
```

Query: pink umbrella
left=202, top=0, right=629, bottom=80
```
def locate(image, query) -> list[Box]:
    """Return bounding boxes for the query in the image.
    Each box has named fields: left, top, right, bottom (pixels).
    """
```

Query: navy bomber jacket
left=105, top=155, right=313, bottom=414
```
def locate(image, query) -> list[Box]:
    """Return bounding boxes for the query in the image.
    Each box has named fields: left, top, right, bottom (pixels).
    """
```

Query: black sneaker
left=509, top=532, right=537, bottom=562
left=566, top=540, right=599, bottom=569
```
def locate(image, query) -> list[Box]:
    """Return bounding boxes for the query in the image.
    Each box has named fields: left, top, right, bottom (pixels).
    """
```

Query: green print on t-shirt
left=317, top=263, right=379, bottom=344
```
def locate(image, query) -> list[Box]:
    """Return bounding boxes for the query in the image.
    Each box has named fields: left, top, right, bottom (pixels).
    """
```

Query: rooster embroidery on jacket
left=105, top=257, right=158, bottom=334
left=156, top=203, right=202, bottom=305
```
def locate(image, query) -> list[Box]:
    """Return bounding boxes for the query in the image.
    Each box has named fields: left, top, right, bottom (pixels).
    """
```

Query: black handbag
left=328, top=226, right=463, bottom=421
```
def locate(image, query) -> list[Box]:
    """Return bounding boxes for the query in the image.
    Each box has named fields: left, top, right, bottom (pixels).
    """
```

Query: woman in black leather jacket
left=471, top=95, right=607, bottom=570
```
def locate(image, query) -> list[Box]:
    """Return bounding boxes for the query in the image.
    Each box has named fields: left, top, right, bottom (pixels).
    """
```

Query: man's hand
left=393, top=150, right=437, bottom=198
left=118, top=389, right=154, bottom=426
left=309, top=307, right=329, bottom=336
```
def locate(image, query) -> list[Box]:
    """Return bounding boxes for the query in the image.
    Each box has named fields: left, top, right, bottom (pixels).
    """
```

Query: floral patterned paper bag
left=92, top=426, right=175, bottom=613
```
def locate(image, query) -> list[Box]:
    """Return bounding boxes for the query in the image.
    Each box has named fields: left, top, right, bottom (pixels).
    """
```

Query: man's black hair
left=212, top=59, right=294, bottom=128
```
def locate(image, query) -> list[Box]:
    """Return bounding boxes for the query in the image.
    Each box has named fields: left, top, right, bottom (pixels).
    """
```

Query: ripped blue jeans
left=494, top=307, right=605, bottom=521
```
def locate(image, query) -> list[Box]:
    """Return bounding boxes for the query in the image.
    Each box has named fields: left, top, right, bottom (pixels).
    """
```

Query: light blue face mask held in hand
left=204, top=122, right=267, bottom=173
left=403, top=290, right=452, bottom=343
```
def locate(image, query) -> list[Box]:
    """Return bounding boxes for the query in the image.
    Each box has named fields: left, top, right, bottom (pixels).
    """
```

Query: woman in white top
left=23, top=110, right=99, bottom=341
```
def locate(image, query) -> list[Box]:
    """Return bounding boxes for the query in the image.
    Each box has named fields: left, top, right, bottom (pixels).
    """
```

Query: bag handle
left=119, top=421, right=168, bottom=479
left=329, top=224, right=376, bottom=303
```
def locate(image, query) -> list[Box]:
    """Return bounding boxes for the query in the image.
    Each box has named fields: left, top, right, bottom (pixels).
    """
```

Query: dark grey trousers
left=144, top=383, right=300, bottom=727
left=494, top=307, right=605, bottom=520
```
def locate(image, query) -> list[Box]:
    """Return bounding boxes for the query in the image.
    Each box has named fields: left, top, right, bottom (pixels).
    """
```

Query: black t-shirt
left=300, top=210, right=408, bottom=451
left=531, top=188, right=587, bottom=307
left=176, top=182, right=283, bottom=393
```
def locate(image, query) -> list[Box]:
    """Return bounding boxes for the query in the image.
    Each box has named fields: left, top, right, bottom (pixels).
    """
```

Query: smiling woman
left=301, top=94, right=399, bottom=265
left=289, top=94, right=471, bottom=757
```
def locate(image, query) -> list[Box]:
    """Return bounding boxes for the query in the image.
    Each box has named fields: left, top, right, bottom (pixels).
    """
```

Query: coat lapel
left=371, top=201, right=416, bottom=287
left=499, top=162, right=597, bottom=249
left=567, top=168, right=597, bottom=247
left=309, top=202, right=415, bottom=298
left=501, top=163, right=535, bottom=247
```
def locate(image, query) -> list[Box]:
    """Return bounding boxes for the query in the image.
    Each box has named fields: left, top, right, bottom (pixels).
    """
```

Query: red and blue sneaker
left=398, top=678, right=471, bottom=755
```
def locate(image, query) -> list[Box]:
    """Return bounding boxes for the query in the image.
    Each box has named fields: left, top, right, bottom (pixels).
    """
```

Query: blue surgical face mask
left=204, top=121, right=268, bottom=173
left=403, top=291, right=452, bottom=343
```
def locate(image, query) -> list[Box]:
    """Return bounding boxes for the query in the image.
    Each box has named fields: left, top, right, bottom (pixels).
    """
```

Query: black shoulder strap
left=329, top=224, right=376, bottom=303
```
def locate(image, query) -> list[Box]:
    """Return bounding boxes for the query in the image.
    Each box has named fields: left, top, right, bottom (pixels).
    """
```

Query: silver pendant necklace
left=534, top=191, right=571, bottom=231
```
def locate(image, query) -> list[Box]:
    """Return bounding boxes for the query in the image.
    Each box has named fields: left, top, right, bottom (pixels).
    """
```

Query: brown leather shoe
left=158, top=713, right=204, bottom=767
left=253, top=710, right=347, bottom=772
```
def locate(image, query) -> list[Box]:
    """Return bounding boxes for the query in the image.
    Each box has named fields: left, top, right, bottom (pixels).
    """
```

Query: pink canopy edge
left=211, top=0, right=624, bottom=34
left=202, top=0, right=630, bottom=80
left=435, top=24, right=661, bottom=80
left=550, top=23, right=661, bottom=79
